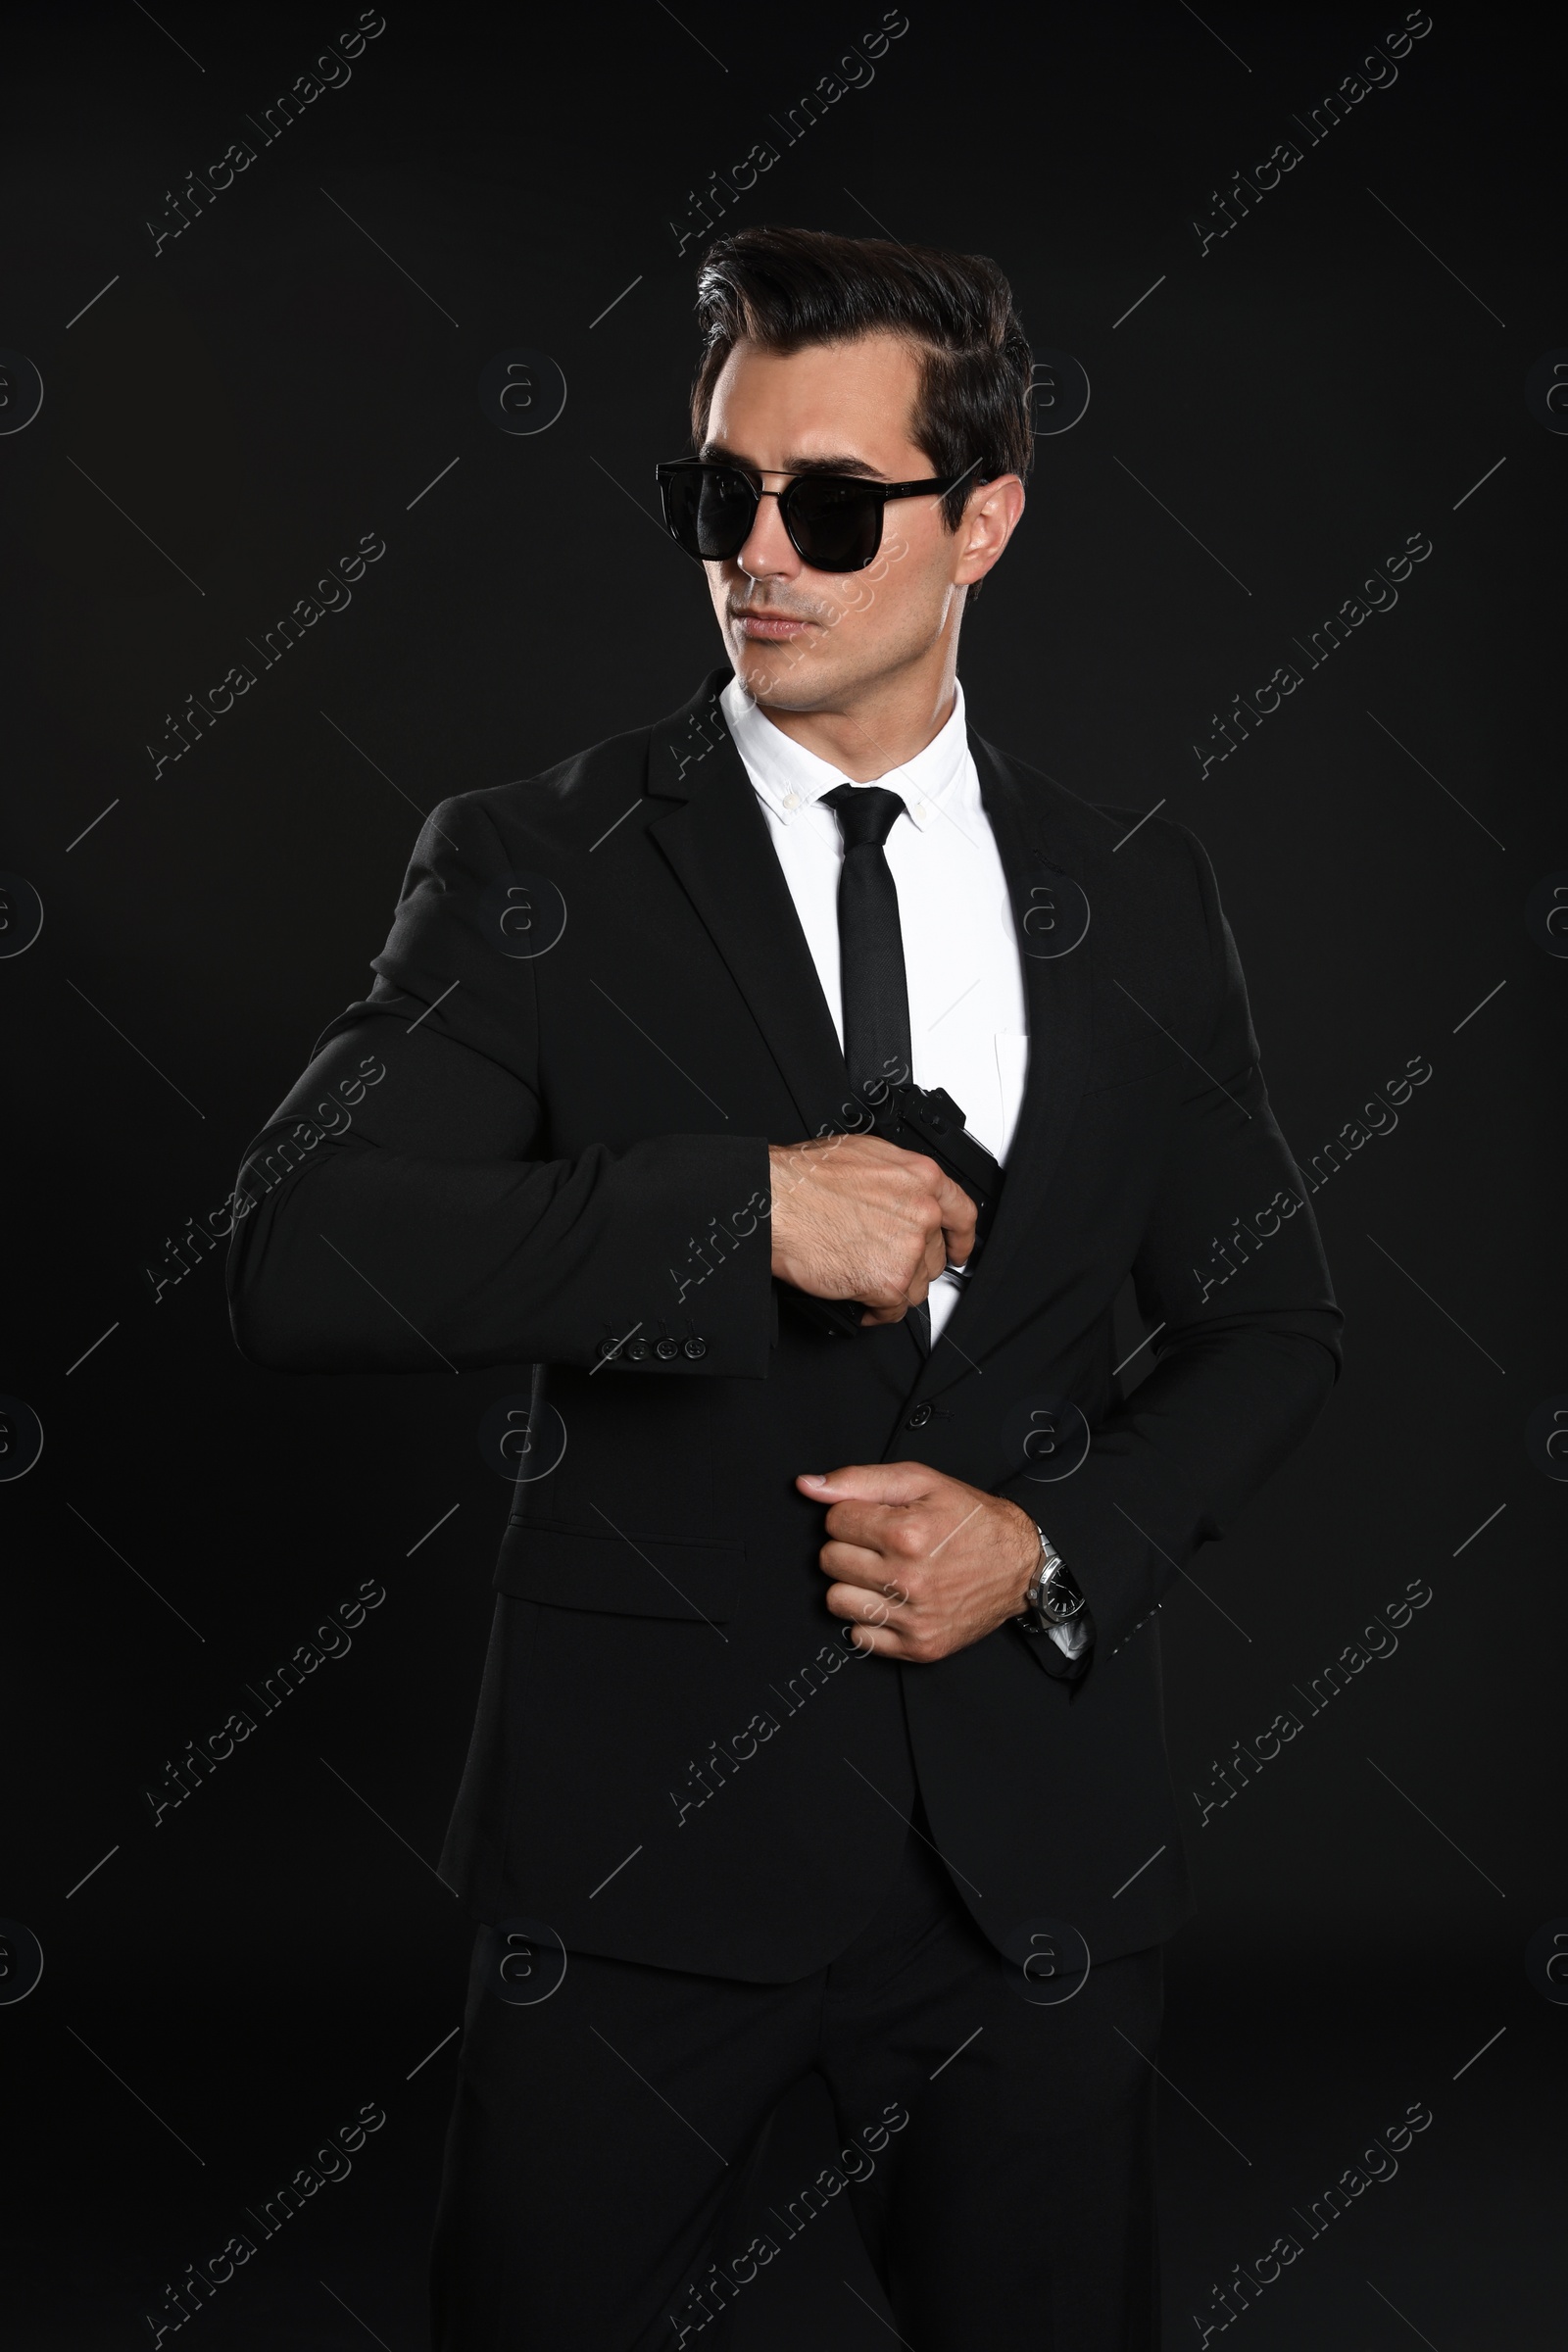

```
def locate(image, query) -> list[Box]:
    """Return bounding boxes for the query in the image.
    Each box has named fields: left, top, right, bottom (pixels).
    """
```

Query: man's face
left=699, top=331, right=1005, bottom=711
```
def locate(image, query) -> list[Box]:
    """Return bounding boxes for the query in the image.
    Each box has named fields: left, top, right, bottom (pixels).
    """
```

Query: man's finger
left=818, top=1539, right=912, bottom=1593
left=930, top=1171, right=978, bottom=1261
left=797, top=1462, right=935, bottom=1505
left=819, top=1503, right=905, bottom=1556
left=825, top=1585, right=912, bottom=1642
left=884, top=1149, right=976, bottom=1264
left=839, top=1620, right=904, bottom=1658
left=942, top=1210, right=977, bottom=1267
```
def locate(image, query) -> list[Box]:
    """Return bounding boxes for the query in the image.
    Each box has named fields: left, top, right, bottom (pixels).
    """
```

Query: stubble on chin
left=730, top=624, right=825, bottom=710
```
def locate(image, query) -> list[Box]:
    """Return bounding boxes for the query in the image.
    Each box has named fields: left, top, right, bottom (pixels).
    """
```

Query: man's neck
left=750, top=664, right=959, bottom=782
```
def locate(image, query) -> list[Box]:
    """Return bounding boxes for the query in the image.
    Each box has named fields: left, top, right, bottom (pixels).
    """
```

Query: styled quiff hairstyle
left=690, top=224, right=1035, bottom=532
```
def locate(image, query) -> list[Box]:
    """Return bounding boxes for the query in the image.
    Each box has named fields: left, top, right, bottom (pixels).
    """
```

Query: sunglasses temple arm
left=883, top=456, right=987, bottom=502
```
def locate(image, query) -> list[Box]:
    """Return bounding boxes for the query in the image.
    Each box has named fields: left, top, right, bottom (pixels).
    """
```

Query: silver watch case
left=1021, top=1528, right=1086, bottom=1628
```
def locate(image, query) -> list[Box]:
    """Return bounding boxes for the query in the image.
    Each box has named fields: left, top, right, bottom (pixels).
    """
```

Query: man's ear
left=956, top=474, right=1025, bottom=600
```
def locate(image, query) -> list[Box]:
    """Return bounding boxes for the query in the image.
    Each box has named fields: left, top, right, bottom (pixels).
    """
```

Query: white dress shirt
left=723, top=676, right=1091, bottom=1662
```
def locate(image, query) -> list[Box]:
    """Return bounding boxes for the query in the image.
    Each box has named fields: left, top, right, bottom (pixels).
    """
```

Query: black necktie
left=821, top=783, right=931, bottom=1358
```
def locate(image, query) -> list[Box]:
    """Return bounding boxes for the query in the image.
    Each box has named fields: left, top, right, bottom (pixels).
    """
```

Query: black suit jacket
left=228, top=668, right=1341, bottom=1982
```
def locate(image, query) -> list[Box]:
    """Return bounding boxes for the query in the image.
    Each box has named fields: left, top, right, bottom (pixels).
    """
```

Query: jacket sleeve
left=226, top=793, right=774, bottom=1378
left=999, top=823, right=1343, bottom=1676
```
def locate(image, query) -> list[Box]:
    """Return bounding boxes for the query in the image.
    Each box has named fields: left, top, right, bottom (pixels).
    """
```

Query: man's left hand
left=798, top=1462, right=1039, bottom=1661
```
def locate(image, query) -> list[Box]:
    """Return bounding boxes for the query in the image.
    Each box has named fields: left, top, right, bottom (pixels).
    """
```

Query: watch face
left=1042, top=1567, right=1084, bottom=1620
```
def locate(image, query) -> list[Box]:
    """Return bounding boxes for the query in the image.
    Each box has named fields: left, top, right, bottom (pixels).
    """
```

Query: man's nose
left=735, top=488, right=801, bottom=581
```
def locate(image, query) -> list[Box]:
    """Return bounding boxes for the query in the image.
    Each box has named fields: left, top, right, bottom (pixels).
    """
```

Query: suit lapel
left=912, top=733, right=1095, bottom=1400
left=645, top=671, right=849, bottom=1139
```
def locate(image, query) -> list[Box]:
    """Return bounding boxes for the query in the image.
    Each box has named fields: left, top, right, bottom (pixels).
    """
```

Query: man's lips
left=732, top=610, right=813, bottom=640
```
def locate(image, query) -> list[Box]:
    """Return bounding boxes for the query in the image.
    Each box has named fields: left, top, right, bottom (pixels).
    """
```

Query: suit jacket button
left=655, top=1336, right=681, bottom=1360
left=906, top=1402, right=933, bottom=1429
left=683, top=1336, right=708, bottom=1359
left=625, top=1338, right=652, bottom=1362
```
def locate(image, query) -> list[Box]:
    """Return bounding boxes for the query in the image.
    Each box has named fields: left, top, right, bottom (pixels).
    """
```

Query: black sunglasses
left=655, top=456, right=985, bottom=574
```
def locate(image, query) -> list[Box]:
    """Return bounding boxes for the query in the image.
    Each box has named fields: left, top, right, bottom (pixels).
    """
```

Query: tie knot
left=821, top=782, right=907, bottom=852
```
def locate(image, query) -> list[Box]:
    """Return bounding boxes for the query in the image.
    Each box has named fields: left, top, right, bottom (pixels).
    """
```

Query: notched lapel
left=646, top=673, right=849, bottom=1140
left=916, top=735, right=1096, bottom=1397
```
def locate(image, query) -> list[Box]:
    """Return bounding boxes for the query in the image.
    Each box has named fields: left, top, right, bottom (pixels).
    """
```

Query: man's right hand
left=766, top=1135, right=978, bottom=1327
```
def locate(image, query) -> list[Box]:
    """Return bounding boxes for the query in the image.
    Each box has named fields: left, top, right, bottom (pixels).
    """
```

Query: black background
left=4, top=2, right=1564, bottom=2344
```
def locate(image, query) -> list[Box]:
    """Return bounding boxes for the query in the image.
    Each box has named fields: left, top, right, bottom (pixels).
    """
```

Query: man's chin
left=729, top=630, right=826, bottom=708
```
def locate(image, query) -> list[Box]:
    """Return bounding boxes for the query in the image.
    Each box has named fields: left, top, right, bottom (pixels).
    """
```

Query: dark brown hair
left=690, top=224, right=1034, bottom=530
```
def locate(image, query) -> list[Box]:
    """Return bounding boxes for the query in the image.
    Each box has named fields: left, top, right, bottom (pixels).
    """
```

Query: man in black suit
left=229, top=225, right=1341, bottom=2350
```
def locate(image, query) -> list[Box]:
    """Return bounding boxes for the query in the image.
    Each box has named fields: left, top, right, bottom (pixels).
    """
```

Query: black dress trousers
left=428, top=1780, right=1162, bottom=2352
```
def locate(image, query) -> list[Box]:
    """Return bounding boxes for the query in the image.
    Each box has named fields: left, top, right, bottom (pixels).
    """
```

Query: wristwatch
left=1015, top=1525, right=1087, bottom=1634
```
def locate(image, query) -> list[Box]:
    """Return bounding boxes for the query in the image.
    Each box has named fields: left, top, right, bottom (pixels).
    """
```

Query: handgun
left=781, top=1083, right=1004, bottom=1340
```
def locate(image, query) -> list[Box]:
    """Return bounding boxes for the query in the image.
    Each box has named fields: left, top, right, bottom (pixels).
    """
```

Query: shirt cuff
left=1048, top=1610, right=1095, bottom=1660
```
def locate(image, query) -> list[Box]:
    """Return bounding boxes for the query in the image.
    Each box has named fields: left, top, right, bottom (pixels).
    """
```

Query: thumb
left=797, top=1463, right=934, bottom=1503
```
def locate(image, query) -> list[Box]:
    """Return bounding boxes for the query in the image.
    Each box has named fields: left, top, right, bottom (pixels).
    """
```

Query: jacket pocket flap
left=493, top=1521, right=743, bottom=1623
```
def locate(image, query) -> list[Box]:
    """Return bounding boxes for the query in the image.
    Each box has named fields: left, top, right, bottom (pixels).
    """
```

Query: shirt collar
left=720, top=673, right=969, bottom=834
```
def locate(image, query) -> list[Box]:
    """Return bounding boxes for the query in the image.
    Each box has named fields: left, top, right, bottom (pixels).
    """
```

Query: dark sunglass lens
left=785, top=475, right=882, bottom=570
left=663, top=466, right=756, bottom=560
